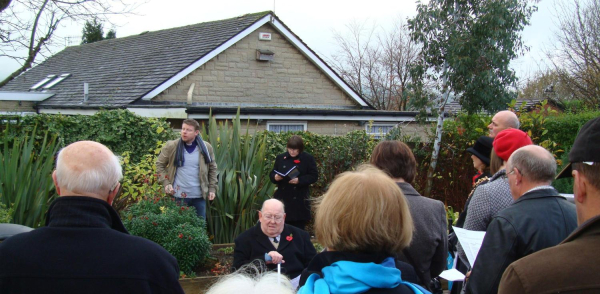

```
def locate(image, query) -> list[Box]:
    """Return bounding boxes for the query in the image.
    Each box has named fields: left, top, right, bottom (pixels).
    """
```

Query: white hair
left=55, top=147, right=123, bottom=195
left=206, top=263, right=295, bottom=294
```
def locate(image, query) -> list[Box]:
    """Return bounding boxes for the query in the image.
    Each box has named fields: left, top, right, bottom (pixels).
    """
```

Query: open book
left=273, top=166, right=300, bottom=181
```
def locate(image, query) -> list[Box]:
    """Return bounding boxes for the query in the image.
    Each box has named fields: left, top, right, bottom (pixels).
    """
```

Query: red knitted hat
left=493, top=129, right=533, bottom=162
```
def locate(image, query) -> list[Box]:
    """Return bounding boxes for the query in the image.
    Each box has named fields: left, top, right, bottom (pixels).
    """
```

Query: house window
left=366, top=123, right=396, bottom=139
left=30, top=75, right=56, bottom=90
left=42, top=73, right=71, bottom=89
left=267, top=121, right=307, bottom=133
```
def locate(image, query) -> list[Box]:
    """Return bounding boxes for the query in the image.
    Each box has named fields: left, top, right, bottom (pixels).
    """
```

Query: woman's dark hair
left=286, top=135, right=304, bottom=153
left=370, top=140, right=416, bottom=184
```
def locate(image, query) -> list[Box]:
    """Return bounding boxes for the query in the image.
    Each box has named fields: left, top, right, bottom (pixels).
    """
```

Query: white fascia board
left=0, top=111, right=37, bottom=116
left=38, top=109, right=98, bottom=115
left=269, top=18, right=368, bottom=107
left=189, top=113, right=415, bottom=122
left=127, top=107, right=188, bottom=118
left=141, top=15, right=272, bottom=100
left=0, top=92, right=54, bottom=101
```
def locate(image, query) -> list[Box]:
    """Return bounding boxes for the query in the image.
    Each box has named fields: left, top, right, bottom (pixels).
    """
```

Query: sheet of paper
left=290, top=275, right=300, bottom=289
left=439, top=269, right=466, bottom=281
left=452, top=226, right=486, bottom=266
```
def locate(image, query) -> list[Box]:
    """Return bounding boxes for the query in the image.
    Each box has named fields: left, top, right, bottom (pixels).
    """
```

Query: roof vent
left=256, top=49, right=274, bottom=62
left=139, top=31, right=149, bottom=35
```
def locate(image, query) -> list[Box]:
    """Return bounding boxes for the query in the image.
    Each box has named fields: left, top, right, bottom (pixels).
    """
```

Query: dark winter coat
left=0, top=196, right=184, bottom=294
left=269, top=151, right=318, bottom=221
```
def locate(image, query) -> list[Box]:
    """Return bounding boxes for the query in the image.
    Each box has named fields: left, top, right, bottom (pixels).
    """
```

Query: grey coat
left=397, top=182, right=448, bottom=286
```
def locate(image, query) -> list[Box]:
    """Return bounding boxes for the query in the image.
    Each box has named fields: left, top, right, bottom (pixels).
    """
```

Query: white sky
left=0, top=0, right=557, bottom=82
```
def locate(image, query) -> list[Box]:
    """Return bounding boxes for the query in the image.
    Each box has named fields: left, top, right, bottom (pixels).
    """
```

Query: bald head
left=54, top=141, right=122, bottom=200
left=488, top=110, right=520, bottom=137
left=261, top=199, right=285, bottom=213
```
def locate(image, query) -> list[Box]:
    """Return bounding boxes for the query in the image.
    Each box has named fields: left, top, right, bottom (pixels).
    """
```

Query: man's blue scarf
left=174, top=136, right=212, bottom=167
left=298, top=257, right=430, bottom=294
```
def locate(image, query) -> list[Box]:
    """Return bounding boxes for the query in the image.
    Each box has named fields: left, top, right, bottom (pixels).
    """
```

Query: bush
left=0, top=203, right=13, bottom=223
left=122, top=195, right=212, bottom=275
left=0, top=128, right=59, bottom=227
left=0, top=110, right=177, bottom=163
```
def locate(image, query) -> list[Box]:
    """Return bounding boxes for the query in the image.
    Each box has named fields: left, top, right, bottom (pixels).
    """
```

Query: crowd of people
left=0, top=112, right=598, bottom=294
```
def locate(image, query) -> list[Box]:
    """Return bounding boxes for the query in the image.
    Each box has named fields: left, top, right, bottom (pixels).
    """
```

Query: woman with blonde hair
left=297, top=165, right=428, bottom=294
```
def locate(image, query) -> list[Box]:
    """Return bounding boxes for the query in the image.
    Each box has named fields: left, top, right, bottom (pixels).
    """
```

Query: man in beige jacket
left=156, top=119, right=217, bottom=219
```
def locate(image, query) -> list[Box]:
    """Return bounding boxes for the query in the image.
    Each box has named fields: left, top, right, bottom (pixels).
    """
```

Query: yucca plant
left=0, top=128, right=59, bottom=227
left=204, top=109, right=275, bottom=244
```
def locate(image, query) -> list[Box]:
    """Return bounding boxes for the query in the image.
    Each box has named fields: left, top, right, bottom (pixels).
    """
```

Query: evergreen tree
left=81, top=18, right=105, bottom=44
left=105, top=29, right=116, bottom=40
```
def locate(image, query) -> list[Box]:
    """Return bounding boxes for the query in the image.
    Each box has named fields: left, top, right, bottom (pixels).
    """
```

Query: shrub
left=122, top=195, right=212, bottom=275
left=0, top=203, right=13, bottom=223
left=0, top=128, right=59, bottom=227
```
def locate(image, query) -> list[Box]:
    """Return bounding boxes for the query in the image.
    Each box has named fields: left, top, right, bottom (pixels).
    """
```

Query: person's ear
left=573, top=170, right=587, bottom=204
left=258, top=211, right=263, bottom=220
left=283, top=213, right=286, bottom=222
left=52, top=171, right=61, bottom=195
left=107, top=182, right=120, bottom=206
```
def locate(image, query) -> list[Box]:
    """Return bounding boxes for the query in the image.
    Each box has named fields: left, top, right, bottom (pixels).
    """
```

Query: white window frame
left=266, top=121, right=307, bottom=133
left=42, top=73, right=71, bottom=89
left=366, top=123, right=397, bottom=139
left=30, top=75, right=56, bottom=90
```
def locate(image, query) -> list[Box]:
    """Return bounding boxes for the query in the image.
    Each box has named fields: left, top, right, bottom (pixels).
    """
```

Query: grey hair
left=508, top=146, right=556, bottom=183
left=55, top=149, right=123, bottom=195
left=206, top=262, right=295, bottom=294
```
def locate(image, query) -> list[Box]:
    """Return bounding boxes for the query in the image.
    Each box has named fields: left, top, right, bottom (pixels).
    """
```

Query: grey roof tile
left=1, top=11, right=271, bottom=107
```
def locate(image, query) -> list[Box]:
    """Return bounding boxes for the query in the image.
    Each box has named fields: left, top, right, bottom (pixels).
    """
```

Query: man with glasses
left=0, top=141, right=184, bottom=293
left=465, top=145, right=577, bottom=294
left=233, top=199, right=316, bottom=281
left=499, top=117, right=600, bottom=293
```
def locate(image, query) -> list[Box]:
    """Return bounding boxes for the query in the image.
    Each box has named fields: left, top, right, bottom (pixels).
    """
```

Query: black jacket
left=299, top=251, right=421, bottom=294
left=0, top=197, right=184, bottom=294
left=465, top=187, right=577, bottom=294
left=233, top=223, right=316, bottom=278
left=269, top=151, right=318, bottom=221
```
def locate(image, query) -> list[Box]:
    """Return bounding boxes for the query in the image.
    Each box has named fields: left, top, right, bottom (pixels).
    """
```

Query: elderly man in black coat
left=233, top=199, right=317, bottom=280
left=0, top=141, right=184, bottom=294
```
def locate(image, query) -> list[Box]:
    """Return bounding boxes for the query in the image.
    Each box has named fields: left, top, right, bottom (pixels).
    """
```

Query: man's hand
left=288, top=178, right=299, bottom=184
left=208, top=192, right=216, bottom=201
left=274, top=174, right=283, bottom=181
left=266, top=251, right=285, bottom=264
left=165, top=184, right=175, bottom=195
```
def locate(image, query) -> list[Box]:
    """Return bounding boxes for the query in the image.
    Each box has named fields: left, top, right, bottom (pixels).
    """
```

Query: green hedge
left=0, top=110, right=177, bottom=162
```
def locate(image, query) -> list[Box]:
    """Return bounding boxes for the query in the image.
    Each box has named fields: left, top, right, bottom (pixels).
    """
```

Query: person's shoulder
left=162, top=139, right=179, bottom=148
left=300, top=152, right=315, bottom=160
left=235, top=224, right=258, bottom=242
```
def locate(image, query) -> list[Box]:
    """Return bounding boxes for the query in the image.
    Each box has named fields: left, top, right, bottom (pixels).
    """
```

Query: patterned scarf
left=174, top=136, right=212, bottom=167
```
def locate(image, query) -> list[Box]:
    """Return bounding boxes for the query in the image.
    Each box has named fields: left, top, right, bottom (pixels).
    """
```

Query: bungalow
left=0, top=11, right=421, bottom=137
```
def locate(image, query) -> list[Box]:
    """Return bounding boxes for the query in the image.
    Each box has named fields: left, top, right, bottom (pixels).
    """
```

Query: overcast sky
left=0, top=0, right=557, bottom=82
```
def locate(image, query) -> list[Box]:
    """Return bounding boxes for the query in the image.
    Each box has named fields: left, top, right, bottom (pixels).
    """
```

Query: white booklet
left=452, top=226, right=486, bottom=267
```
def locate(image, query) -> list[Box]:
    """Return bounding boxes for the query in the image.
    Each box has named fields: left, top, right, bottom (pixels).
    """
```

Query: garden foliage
left=203, top=111, right=276, bottom=244
left=0, top=128, right=59, bottom=228
left=122, top=196, right=211, bottom=276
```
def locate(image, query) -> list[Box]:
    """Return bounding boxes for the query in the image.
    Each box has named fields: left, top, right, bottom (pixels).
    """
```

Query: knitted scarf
left=174, top=136, right=212, bottom=167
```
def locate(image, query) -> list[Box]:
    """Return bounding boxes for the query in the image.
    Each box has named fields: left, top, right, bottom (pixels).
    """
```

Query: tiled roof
left=444, top=98, right=562, bottom=114
left=0, top=11, right=271, bottom=107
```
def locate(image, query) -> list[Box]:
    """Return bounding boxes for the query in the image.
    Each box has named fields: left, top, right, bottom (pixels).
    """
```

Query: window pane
left=269, top=124, right=304, bottom=133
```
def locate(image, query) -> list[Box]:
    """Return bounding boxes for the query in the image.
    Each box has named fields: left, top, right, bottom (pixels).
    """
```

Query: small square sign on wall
left=259, top=32, right=272, bottom=41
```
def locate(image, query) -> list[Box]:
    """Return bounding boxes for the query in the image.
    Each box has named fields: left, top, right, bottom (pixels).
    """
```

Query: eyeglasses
left=507, top=167, right=523, bottom=176
left=262, top=214, right=284, bottom=223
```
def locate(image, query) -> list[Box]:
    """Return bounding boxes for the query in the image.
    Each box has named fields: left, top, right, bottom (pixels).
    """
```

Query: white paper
left=290, top=275, right=301, bottom=289
left=439, top=269, right=466, bottom=281
left=452, top=226, right=486, bottom=266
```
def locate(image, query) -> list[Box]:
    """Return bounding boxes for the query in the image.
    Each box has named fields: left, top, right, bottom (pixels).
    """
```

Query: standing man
left=488, top=110, right=519, bottom=137
left=233, top=199, right=316, bottom=280
left=0, top=141, right=184, bottom=293
left=465, top=145, right=577, bottom=294
left=499, top=117, right=600, bottom=293
left=156, top=119, right=218, bottom=219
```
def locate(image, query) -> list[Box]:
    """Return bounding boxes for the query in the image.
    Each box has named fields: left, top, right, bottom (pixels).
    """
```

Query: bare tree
left=328, top=18, right=420, bottom=110
left=547, top=0, right=600, bottom=106
left=517, top=69, right=572, bottom=100
left=0, top=0, right=140, bottom=87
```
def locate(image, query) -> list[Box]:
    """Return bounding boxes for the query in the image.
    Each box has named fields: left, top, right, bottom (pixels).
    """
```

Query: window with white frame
left=366, top=123, right=396, bottom=139
left=267, top=121, right=307, bottom=133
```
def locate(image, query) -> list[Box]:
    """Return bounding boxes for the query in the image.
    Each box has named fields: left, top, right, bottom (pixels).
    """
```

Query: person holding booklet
left=269, top=135, right=318, bottom=231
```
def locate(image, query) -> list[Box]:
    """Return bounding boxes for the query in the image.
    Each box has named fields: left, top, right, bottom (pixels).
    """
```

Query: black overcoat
left=269, top=151, right=318, bottom=221
left=233, top=223, right=317, bottom=278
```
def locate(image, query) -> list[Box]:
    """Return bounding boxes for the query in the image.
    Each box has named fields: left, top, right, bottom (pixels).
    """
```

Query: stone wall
left=153, top=24, right=357, bottom=108
left=0, top=101, right=36, bottom=113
